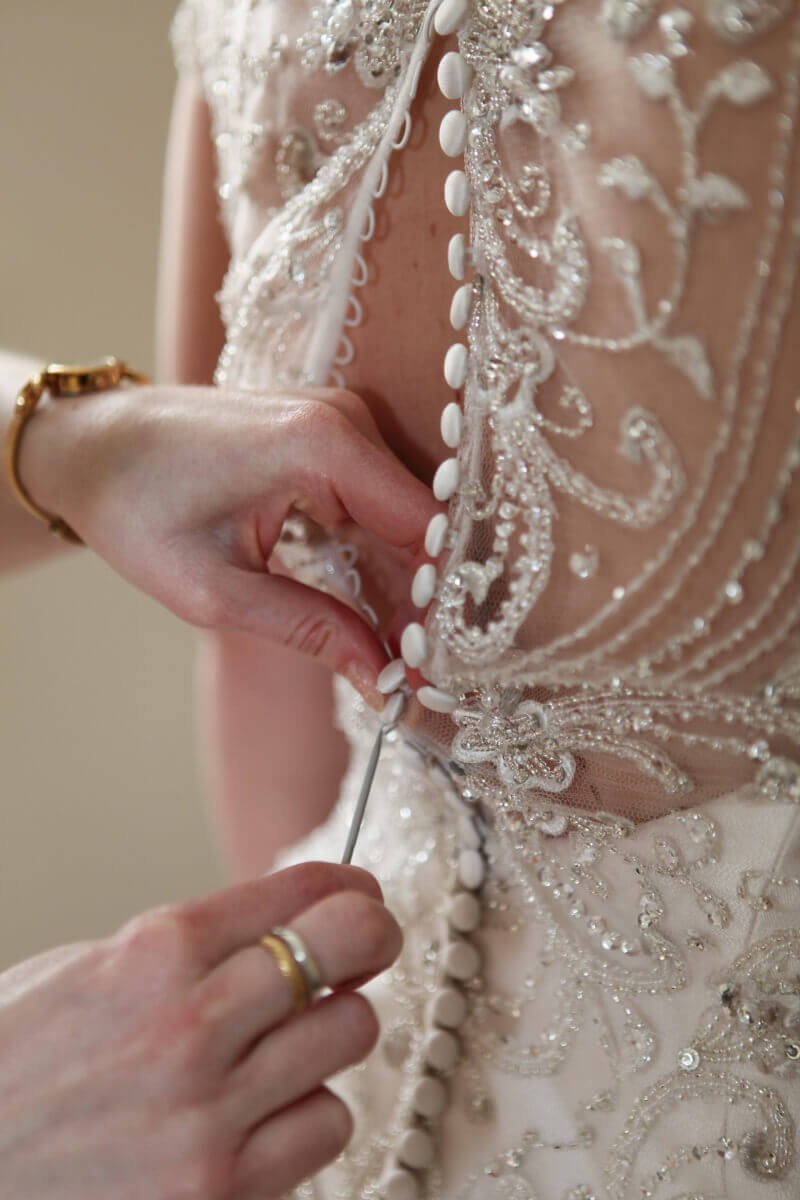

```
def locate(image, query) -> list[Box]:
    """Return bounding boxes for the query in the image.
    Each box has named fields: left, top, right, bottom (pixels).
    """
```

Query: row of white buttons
left=380, top=6, right=476, bottom=1193
left=379, top=0, right=474, bottom=733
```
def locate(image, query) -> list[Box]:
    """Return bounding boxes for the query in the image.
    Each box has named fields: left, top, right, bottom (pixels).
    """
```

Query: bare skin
left=162, top=57, right=457, bottom=875
left=0, top=74, right=439, bottom=1190
left=169, top=16, right=800, bottom=862
left=0, top=862, right=402, bottom=1198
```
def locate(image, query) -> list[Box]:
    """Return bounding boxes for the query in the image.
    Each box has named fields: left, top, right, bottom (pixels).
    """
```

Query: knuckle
left=292, top=396, right=342, bottom=438
left=320, top=387, right=367, bottom=422
left=118, top=905, right=197, bottom=972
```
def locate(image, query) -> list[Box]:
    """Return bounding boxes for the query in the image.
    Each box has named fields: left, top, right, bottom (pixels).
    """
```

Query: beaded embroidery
left=171, top=0, right=800, bottom=1196
left=422, top=0, right=800, bottom=814
left=268, top=693, right=800, bottom=1198
left=174, top=0, right=800, bottom=811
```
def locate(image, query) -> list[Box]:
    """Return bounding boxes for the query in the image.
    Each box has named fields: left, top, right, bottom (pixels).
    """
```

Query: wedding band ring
left=259, top=927, right=324, bottom=1013
left=270, top=925, right=325, bottom=996
left=259, top=933, right=311, bottom=1012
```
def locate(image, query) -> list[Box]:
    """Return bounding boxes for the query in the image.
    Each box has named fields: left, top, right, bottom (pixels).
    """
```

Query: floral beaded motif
left=171, top=0, right=800, bottom=1196
left=176, top=0, right=800, bottom=812
left=270, top=692, right=800, bottom=1198
left=425, top=0, right=800, bottom=812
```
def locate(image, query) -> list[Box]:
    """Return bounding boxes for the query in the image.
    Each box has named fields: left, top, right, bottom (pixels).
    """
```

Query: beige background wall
left=0, top=1, right=221, bottom=970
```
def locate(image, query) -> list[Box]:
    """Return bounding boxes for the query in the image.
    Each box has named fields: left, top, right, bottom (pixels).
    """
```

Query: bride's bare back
left=168, top=0, right=800, bottom=866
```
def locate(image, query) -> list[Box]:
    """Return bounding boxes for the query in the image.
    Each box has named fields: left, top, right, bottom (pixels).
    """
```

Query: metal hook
left=340, top=692, right=407, bottom=864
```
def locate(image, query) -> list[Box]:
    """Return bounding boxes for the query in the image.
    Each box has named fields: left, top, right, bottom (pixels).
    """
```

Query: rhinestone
left=678, top=1047, right=700, bottom=1071
left=569, top=545, right=599, bottom=579
left=467, top=1093, right=493, bottom=1122
left=748, top=739, right=770, bottom=762
left=743, top=538, right=764, bottom=560
left=724, top=580, right=744, bottom=603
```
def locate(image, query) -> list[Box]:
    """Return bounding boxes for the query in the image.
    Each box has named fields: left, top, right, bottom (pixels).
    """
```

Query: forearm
left=0, top=349, right=79, bottom=574
left=199, top=631, right=349, bottom=877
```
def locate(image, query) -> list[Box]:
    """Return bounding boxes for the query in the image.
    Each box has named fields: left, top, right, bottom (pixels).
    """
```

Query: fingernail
left=343, top=663, right=384, bottom=712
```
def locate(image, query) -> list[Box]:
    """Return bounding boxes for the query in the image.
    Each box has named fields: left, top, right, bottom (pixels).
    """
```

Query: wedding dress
left=172, top=1, right=800, bottom=1196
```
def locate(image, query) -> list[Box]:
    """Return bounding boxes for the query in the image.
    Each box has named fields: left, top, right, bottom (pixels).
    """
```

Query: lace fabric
left=171, top=2, right=800, bottom=1195
left=277, top=680, right=800, bottom=1199
left=173, top=0, right=800, bottom=823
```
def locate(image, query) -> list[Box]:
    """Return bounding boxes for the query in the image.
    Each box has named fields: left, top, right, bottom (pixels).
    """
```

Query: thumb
left=210, top=567, right=388, bottom=707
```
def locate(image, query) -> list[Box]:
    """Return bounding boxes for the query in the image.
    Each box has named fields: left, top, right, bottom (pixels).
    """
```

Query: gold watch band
left=4, top=357, right=149, bottom=545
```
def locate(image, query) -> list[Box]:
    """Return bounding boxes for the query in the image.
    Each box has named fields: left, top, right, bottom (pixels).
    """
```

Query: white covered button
left=444, top=938, right=481, bottom=981
left=444, top=343, right=468, bottom=389
left=433, top=457, right=460, bottom=501
left=411, top=1075, right=448, bottom=1119
left=450, top=283, right=473, bottom=331
left=458, top=848, right=485, bottom=890
left=401, top=623, right=427, bottom=669
left=434, top=0, right=470, bottom=35
left=377, top=659, right=406, bottom=694
left=381, top=1168, right=419, bottom=1200
left=457, top=813, right=480, bottom=849
left=444, top=169, right=470, bottom=217
left=448, top=233, right=467, bottom=280
left=417, top=686, right=458, bottom=714
left=437, top=51, right=471, bottom=99
left=412, top=563, right=437, bottom=608
left=439, top=110, right=467, bottom=157
left=425, top=512, right=449, bottom=557
left=441, top=401, right=463, bottom=448
left=398, top=1128, right=436, bottom=1171
left=448, top=890, right=482, bottom=933
left=423, top=1028, right=460, bottom=1071
left=431, top=986, right=468, bottom=1029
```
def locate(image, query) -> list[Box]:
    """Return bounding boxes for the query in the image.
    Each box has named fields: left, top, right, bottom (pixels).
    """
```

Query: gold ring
left=271, top=925, right=325, bottom=996
left=259, top=932, right=312, bottom=1012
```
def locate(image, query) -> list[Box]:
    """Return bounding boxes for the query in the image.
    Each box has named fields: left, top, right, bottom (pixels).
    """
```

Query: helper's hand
left=0, top=863, right=401, bottom=1199
left=20, top=384, right=438, bottom=692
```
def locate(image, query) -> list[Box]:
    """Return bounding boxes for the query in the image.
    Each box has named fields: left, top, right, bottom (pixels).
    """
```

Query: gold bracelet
left=4, top=357, right=149, bottom=545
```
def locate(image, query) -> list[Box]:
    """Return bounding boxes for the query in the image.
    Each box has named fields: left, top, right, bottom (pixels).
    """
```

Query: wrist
left=16, top=388, right=102, bottom=524
left=12, top=364, right=150, bottom=539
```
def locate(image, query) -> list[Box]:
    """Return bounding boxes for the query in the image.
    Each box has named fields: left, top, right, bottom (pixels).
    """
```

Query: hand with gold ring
left=0, top=861, right=402, bottom=1199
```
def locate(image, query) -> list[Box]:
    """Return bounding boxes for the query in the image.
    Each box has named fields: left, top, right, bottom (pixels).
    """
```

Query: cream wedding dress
left=173, top=2, right=800, bottom=1196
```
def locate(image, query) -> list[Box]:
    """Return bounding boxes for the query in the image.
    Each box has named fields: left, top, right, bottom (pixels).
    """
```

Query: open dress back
left=173, top=2, right=800, bottom=1196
